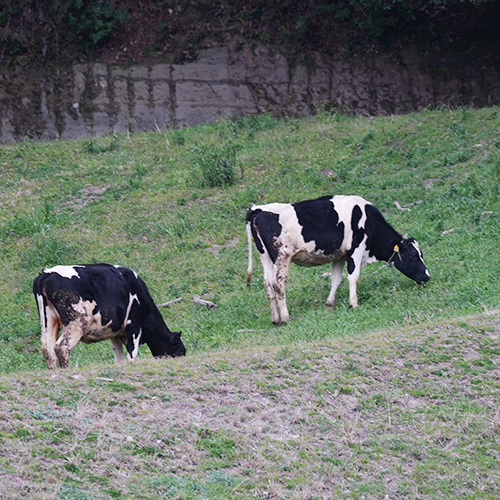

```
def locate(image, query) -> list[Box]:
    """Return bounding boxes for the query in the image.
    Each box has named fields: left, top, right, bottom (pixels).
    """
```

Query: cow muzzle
left=417, top=271, right=431, bottom=284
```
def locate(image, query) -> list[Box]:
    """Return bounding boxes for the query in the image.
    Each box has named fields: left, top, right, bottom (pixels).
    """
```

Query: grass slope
left=1, top=107, right=500, bottom=498
left=1, top=107, right=499, bottom=371
left=1, top=313, right=499, bottom=499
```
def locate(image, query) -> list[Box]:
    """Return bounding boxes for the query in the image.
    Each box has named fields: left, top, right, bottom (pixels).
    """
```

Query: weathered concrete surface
left=0, top=44, right=499, bottom=143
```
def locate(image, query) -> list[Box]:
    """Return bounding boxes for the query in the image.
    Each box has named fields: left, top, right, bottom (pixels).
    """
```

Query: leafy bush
left=0, top=0, right=129, bottom=63
left=310, top=0, right=495, bottom=36
left=0, top=0, right=495, bottom=65
left=62, top=0, right=130, bottom=54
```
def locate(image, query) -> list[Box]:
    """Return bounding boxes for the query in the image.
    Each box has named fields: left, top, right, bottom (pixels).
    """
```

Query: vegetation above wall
left=1, top=0, right=499, bottom=66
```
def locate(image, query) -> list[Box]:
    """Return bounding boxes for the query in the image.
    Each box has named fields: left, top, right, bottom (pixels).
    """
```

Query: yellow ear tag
left=393, top=244, right=400, bottom=253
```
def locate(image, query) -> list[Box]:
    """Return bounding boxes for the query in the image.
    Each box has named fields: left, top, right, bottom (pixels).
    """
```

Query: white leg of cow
left=274, top=255, right=292, bottom=324
left=326, top=260, right=345, bottom=308
left=259, top=253, right=280, bottom=325
left=347, top=246, right=366, bottom=308
left=110, top=338, right=127, bottom=363
left=347, top=272, right=360, bottom=308
left=126, top=328, right=143, bottom=361
left=37, top=296, right=61, bottom=370
left=54, top=323, right=84, bottom=369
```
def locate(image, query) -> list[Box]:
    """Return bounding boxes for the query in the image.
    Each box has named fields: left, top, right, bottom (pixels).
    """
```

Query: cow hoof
left=272, top=320, right=288, bottom=326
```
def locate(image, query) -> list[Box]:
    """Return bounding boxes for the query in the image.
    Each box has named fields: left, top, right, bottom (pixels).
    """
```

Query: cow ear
left=393, top=244, right=400, bottom=253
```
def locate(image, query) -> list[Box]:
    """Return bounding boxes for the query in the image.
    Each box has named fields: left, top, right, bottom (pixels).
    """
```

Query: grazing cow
left=33, top=263, right=186, bottom=369
left=246, top=195, right=430, bottom=324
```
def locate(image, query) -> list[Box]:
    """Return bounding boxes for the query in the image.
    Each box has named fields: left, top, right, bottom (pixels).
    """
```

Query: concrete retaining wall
left=0, top=44, right=498, bottom=142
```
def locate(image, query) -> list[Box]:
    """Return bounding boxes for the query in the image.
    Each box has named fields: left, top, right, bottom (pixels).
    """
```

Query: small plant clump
left=190, top=143, right=239, bottom=188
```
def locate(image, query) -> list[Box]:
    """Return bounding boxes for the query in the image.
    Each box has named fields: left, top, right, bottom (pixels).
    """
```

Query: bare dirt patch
left=60, top=185, right=109, bottom=211
left=205, top=236, right=240, bottom=256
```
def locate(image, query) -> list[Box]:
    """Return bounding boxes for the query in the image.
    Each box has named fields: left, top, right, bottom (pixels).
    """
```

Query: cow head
left=150, top=331, right=186, bottom=358
left=392, top=238, right=430, bottom=284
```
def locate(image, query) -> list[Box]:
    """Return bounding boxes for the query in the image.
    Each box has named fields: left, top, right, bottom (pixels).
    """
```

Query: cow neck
left=365, top=209, right=403, bottom=263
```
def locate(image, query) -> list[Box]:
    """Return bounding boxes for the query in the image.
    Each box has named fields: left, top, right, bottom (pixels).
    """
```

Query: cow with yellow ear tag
left=246, top=195, right=430, bottom=325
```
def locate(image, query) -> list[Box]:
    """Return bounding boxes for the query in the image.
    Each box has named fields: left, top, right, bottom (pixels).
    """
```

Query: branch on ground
left=193, top=295, right=218, bottom=310
left=157, top=297, right=183, bottom=307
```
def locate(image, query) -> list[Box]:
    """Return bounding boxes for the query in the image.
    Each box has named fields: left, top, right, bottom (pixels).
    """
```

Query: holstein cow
left=33, top=263, right=186, bottom=369
left=246, top=195, right=430, bottom=324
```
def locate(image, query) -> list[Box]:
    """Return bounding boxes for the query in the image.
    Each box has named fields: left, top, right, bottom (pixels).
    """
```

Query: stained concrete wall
left=0, top=44, right=499, bottom=143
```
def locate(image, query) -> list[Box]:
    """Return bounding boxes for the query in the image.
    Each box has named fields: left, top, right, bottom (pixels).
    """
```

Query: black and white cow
left=246, top=195, right=430, bottom=324
left=33, top=263, right=186, bottom=369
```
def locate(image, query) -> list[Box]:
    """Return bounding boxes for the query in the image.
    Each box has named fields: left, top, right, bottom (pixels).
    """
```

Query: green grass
left=0, top=107, right=499, bottom=373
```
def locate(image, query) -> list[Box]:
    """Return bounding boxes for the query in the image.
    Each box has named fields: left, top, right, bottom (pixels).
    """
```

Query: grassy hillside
left=0, top=107, right=499, bottom=375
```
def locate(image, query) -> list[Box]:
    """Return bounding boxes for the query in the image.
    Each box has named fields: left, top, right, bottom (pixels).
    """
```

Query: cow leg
left=326, top=260, right=345, bottom=308
left=259, top=253, right=281, bottom=325
left=347, top=271, right=361, bottom=308
left=274, top=255, right=291, bottom=324
left=347, top=247, right=365, bottom=308
left=126, top=325, right=143, bottom=361
left=110, top=338, right=128, bottom=363
left=38, top=298, right=61, bottom=370
left=54, top=323, right=84, bottom=369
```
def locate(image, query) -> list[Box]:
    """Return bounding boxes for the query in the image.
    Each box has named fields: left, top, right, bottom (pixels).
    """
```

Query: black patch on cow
left=346, top=204, right=365, bottom=274
left=350, top=205, right=365, bottom=247
left=247, top=208, right=282, bottom=263
left=346, top=257, right=354, bottom=274
left=293, top=196, right=345, bottom=255
left=364, top=204, right=402, bottom=261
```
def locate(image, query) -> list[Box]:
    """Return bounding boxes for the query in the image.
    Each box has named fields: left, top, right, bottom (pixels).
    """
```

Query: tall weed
left=190, top=143, right=239, bottom=188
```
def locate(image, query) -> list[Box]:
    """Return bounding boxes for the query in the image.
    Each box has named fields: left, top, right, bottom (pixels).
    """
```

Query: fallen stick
left=394, top=200, right=423, bottom=211
left=193, top=295, right=218, bottom=310
left=393, top=201, right=410, bottom=211
left=157, top=297, right=183, bottom=308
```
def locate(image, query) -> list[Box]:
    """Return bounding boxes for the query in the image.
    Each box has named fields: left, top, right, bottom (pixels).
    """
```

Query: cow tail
left=33, top=276, right=48, bottom=330
left=246, top=218, right=253, bottom=289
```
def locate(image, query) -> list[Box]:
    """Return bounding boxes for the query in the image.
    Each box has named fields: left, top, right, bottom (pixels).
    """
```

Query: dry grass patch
left=1, top=312, right=500, bottom=499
